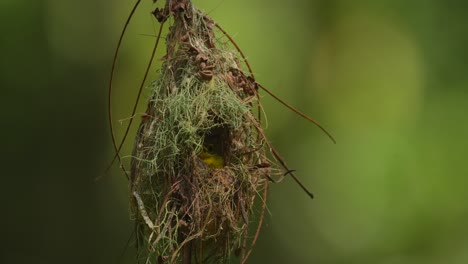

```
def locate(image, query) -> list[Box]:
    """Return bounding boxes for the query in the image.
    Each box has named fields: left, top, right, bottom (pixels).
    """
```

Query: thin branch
left=107, top=12, right=166, bottom=177
left=108, top=0, right=142, bottom=179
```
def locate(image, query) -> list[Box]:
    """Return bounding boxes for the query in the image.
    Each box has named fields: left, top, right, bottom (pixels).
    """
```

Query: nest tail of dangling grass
left=129, top=2, right=274, bottom=263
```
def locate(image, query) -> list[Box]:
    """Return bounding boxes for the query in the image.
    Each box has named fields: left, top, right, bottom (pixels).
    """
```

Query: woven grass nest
left=110, top=0, right=332, bottom=263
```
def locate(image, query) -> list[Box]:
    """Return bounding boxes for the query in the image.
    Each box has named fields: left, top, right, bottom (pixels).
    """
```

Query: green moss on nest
left=129, top=2, right=271, bottom=263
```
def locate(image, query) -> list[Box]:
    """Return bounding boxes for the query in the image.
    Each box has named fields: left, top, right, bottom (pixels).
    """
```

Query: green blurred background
left=3, top=0, right=468, bottom=263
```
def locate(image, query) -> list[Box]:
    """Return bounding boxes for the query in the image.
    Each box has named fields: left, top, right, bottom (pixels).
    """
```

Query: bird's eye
left=207, top=144, right=214, bottom=153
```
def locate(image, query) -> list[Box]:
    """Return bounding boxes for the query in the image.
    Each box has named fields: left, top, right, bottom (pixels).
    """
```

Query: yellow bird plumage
left=198, top=144, right=224, bottom=168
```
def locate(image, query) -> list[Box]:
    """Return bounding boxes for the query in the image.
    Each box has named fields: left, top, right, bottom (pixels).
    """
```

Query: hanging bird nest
left=129, top=1, right=272, bottom=263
